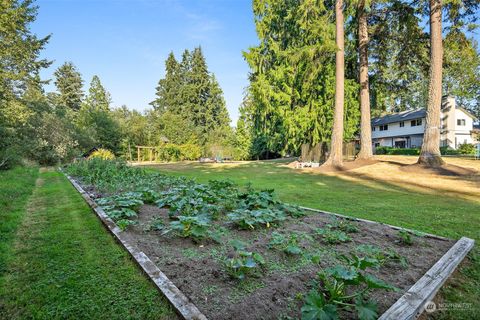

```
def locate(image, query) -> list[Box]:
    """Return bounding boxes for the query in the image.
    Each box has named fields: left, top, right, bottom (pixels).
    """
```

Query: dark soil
left=119, top=204, right=454, bottom=320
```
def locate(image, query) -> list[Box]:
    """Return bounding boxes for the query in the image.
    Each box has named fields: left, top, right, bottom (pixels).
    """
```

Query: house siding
left=371, top=97, right=477, bottom=149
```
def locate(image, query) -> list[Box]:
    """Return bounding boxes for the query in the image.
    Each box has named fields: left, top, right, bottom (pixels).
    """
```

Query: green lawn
left=146, top=160, right=480, bottom=319
left=1, top=163, right=478, bottom=319
left=0, top=168, right=176, bottom=320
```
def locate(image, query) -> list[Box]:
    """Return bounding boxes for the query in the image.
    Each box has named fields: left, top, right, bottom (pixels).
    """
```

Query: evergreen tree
left=77, top=76, right=120, bottom=152
left=84, top=75, right=111, bottom=111
left=53, top=62, right=84, bottom=111
left=151, top=47, right=231, bottom=148
left=0, top=0, right=51, bottom=168
left=244, top=0, right=359, bottom=159
left=151, top=52, right=180, bottom=113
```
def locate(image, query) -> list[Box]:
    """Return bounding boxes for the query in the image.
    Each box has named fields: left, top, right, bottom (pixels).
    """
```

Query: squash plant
left=223, top=241, right=265, bottom=280
left=268, top=232, right=304, bottom=255
left=302, top=254, right=398, bottom=320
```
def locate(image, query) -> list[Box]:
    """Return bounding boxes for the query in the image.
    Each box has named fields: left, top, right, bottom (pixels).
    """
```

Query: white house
left=371, top=96, right=478, bottom=149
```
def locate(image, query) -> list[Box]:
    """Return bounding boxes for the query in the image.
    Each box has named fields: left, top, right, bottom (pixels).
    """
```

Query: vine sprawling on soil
left=65, top=159, right=451, bottom=320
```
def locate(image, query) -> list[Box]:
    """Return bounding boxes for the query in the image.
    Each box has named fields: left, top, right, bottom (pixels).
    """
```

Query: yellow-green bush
left=179, top=144, right=202, bottom=160
left=156, top=143, right=202, bottom=162
left=88, top=148, right=115, bottom=160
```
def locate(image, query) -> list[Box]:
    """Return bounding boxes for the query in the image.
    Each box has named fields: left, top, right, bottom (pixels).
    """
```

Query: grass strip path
left=0, top=169, right=176, bottom=320
left=0, top=166, right=38, bottom=282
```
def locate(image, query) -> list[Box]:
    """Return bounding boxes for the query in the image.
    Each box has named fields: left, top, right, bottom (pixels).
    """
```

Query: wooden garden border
left=63, top=172, right=474, bottom=320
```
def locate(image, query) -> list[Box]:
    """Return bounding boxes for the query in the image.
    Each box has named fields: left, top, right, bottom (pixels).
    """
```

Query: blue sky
left=32, top=0, right=258, bottom=124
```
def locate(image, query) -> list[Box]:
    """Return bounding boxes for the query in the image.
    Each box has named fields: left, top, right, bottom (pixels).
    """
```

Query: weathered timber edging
left=63, top=170, right=473, bottom=320
left=298, top=206, right=450, bottom=241
left=378, top=236, right=474, bottom=319
left=63, top=172, right=207, bottom=320
left=300, top=206, right=475, bottom=319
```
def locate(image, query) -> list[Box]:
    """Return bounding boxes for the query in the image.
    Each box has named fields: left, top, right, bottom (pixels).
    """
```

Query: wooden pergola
left=136, top=146, right=156, bottom=162
left=135, top=137, right=168, bottom=163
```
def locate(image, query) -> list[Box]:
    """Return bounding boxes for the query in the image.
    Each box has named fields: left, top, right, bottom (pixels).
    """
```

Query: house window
left=374, top=143, right=380, bottom=147
left=411, top=119, right=422, bottom=126
left=457, top=119, right=466, bottom=126
left=379, top=125, right=388, bottom=131
left=373, top=126, right=376, bottom=131
left=399, top=121, right=404, bottom=127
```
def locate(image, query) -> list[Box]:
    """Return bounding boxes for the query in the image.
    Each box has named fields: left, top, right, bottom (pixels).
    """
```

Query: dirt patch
left=119, top=204, right=454, bottom=320
left=400, top=163, right=478, bottom=176
left=312, top=159, right=379, bottom=173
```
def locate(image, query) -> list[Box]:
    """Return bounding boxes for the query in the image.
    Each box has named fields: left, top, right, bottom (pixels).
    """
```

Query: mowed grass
left=0, top=166, right=38, bottom=280
left=0, top=168, right=176, bottom=320
left=145, top=156, right=480, bottom=319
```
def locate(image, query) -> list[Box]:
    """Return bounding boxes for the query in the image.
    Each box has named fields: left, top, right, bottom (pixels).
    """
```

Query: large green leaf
left=362, top=273, right=399, bottom=291
left=355, top=298, right=378, bottom=320
left=327, top=266, right=360, bottom=284
left=301, top=291, right=338, bottom=320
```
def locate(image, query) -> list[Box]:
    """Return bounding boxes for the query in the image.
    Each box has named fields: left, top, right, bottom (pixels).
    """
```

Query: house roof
left=371, top=108, right=426, bottom=126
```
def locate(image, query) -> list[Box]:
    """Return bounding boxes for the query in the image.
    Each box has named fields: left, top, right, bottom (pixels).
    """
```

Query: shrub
left=157, top=143, right=182, bottom=162
left=440, top=146, right=460, bottom=155
left=89, top=148, right=115, bottom=160
left=157, top=143, right=202, bottom=161
left=178, top=143, right=202, bottom=160
left=457, top=143, right=476, bottom=155
left=375, top=146, right=419, bottom=155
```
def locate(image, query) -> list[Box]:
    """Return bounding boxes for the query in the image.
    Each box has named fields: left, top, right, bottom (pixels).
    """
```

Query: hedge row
left=375, top=143, right=477, bottom=156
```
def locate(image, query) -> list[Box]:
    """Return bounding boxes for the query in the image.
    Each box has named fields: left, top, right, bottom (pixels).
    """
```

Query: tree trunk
left=418, top=0, right=445, bottom=166
left=356, top=0, right=373, bottom=160
left=324, top=0, right=345, bottom=167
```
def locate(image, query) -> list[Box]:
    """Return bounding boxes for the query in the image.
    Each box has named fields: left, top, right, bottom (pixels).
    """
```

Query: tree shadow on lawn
left=148, top=160, right=479, bottom=240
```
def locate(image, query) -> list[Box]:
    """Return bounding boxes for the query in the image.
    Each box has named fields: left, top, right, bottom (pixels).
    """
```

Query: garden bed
left=63, top=159, right=474, bottom=320
left=122, top=205, right=453, bottom=319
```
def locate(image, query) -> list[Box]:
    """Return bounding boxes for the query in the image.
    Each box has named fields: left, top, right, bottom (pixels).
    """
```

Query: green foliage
left=168, top=215, right=212, bottom=242
left=156, top=143, right=202, bottom=161
left=53, top=62, right=84, bottom=111
left=65, top=158, right=176, bottom=193
left=223, top=241, right=265, bottom=280
left=457, top=143, right=476, bottom=155
left=227, top=208, right=287, bottom=230
left=397, top=229, right=414, bottom=245
left=355, top=245, right=408, bottom=269
left=76, top=76, right=121, bottom=153
left=301, top=290, right=338, bottom=320
left=375, top=146, right=420, bottom=155
left=327, top=217, right=359, bottom=233
left=97, top=191, right=144, bottom=226
left=88, top=148, right=115, bottom=160
left=315, top=228, right=351, bottom=244
left=268, top=232, right=304, bottom=255
left=243, top=0, right=360, bottom=158
left=151, top=47, right=231, bottom=148
left=116, top=219, right=137, bottom=231
left=302, top=252, right=398, bottom=320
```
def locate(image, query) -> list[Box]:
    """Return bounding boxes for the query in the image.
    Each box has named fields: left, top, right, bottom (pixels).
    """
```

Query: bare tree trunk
left=418, top=0, right=445, bottom=166
left=356, top=0, right=373, bottom=160
left=324, top=0, right=345, bottom=167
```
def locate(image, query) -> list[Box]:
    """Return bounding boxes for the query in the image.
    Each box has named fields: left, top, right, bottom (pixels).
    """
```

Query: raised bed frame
left=64, top=172, right=474, bottom=320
